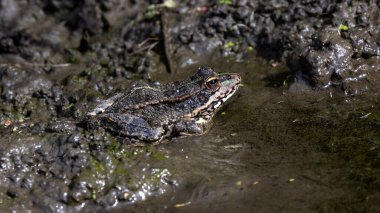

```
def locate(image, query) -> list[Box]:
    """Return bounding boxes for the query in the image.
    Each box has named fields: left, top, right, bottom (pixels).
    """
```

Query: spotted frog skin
left=87, top=67, right=241, bottom=142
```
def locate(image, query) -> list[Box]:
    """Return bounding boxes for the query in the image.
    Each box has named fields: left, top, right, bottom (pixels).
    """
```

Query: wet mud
left=1, top=0, right=380, bottom=212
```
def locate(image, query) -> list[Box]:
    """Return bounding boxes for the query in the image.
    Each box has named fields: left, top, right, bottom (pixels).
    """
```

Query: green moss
left=219, top=0, right=232, bottom=5
left=224, top=41, right=236, bottom=49
left=339, top=24, right=349, bottom=31
left=10, top=107, right=24, bottom=122
left=105, top=136, right=122, bottom=154
left=149, top=146, right=166, bottom=161
left=92, top=158, right=106, bottom=175
left=91, top=190, right=97, bottom=201
left=114, top=166, right=129, bottom=176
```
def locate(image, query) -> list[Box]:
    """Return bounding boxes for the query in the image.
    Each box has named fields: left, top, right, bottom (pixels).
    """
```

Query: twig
left=137, top=37, right=159, bottom=48
left=160, top=10, right=175, bottom=73
left=129, top=41, right=159, bottom=56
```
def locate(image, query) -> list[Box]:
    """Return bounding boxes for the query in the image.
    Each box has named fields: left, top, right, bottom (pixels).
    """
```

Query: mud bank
left=1, top=1, right=380, bottom=92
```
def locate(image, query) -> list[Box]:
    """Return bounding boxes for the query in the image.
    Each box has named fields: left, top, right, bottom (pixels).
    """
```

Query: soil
left=1, top=0, right=380, bottom=212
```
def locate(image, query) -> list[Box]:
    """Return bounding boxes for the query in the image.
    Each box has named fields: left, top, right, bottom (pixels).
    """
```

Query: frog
left=87, top=67, right=241, bottom=143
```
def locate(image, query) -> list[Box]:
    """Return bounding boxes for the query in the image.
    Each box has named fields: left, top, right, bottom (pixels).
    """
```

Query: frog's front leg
left=95, top=113, right=165, bottom=142
left=173, top=119, right=210, bottom=136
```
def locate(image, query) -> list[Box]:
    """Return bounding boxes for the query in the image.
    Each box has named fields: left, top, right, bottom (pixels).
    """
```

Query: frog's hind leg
left=97, top=113, right=165, bottom=142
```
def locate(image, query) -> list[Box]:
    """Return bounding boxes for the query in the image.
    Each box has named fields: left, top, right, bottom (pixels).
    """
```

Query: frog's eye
left=205, top=77, right=220, bottom=90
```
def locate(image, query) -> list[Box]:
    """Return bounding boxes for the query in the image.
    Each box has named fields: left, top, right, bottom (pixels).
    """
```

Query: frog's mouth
left=193, top=73, right=241, bottom=124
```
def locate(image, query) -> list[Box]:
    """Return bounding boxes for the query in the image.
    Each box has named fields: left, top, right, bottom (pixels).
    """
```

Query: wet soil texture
left=1, top=0, right=380, bottom=212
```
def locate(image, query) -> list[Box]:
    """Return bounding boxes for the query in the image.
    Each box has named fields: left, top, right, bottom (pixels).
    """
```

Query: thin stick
left=161, top=10, right=175, bottom=73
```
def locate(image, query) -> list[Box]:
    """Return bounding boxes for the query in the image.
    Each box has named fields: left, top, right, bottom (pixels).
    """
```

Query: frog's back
left=104, top=73, right=208, bottom=113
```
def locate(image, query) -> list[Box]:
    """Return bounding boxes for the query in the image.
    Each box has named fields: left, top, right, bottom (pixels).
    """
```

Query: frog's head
left=189, top=67, right=241, bottom=123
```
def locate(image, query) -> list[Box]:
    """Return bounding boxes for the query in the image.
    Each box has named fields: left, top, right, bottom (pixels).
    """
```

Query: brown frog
left=87, top=67, right=241, bottom=143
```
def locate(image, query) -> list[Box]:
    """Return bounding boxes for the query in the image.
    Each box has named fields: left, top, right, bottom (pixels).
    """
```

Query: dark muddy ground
left=1, top=0, right=380, bottom=212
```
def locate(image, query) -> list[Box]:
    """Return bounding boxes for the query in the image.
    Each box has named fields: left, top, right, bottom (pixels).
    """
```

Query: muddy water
left=111, top=58, right=380, bottom=212
left=1, top=57, right=380, bottom=212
